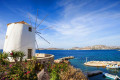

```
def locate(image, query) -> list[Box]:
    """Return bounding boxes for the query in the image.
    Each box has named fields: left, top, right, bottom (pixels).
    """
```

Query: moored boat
left=103, top=72, right=120, bottom=80
left=106, top=64, right=120, bottom=69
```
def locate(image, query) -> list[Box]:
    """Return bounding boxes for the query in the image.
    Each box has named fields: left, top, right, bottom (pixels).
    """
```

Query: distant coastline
left=1, top=45, right=120, bottom=51
left=37, top=45, right=120, bottom=50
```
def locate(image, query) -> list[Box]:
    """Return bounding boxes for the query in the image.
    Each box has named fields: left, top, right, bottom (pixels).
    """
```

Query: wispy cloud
left=25, top=0, right=120, bottom=48
left=0, top=22, right=6, bottom=49
left=0, top=19, right=7, bottom=49
left=52, top=1, right=120, bottom=36
left=0, top=0, right=120, bottom=48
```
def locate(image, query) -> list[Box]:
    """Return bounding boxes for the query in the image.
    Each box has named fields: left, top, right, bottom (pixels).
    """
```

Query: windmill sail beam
left=36, top=26, right=54, bottom=33
left=28, top=14, right=32, bottom=25
left=36, top=33, right=50, bottom=44
left=40, top=26, right=53, bottom=30
left=36, top=14, right=48, bottom=29
left=35, top=39, right=39, bottom=49
left=35, top=32, right=41, bottom=34
left=35, top=9, right=38, bottom=28
left=35, top=38, right=41, bottom=53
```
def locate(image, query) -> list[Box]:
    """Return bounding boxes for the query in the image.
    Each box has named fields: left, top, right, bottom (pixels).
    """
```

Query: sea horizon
left=1, top=0, right=120, bottom=79
left=36, top=50, right=120, bottom=80
left=1, top=49, right=120, bottom=80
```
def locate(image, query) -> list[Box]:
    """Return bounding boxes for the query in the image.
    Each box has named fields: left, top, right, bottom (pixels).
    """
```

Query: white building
left=3, top=21, right=35, bottom=60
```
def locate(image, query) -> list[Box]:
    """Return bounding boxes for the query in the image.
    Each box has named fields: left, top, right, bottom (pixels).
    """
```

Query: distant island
left=37, top=45, right=120, bottom=50
left=37, top=48, right=65, bottom=50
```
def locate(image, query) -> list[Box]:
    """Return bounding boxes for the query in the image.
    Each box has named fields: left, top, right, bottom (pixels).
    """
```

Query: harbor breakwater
left=84, top=61, right=120, bottom=67
left=54, top=56, right=74, bottom=63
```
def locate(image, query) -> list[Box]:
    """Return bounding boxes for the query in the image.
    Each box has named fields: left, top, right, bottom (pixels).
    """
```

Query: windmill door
left=28, top=49, right=32, bottom=59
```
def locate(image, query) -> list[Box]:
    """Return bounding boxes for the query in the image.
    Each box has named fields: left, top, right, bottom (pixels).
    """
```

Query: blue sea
left=36, top=50, right=120, bottom=80
left=1, top=49, right=120, bottom=80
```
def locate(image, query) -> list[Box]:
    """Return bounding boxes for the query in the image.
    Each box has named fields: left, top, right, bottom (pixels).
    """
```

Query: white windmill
left=3, top=11, right=50, bottom=61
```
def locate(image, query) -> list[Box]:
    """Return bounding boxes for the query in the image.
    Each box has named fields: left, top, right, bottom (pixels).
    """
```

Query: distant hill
left=69, top=45, right=120, bottom=50
left=37, top=48, right=65, bottom=50
left=37, top=45, right=120, bottom=50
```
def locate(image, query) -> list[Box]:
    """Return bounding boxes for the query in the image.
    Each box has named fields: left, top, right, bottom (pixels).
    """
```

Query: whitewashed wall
left=3, top=23, right=35, bottom=59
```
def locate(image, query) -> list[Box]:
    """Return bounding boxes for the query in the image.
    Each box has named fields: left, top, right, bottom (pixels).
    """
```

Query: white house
left=3, top=21, right=35, bottom=60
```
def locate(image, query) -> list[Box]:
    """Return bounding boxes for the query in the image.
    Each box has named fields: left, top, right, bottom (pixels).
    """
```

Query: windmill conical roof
left=7, top=21, right=30, bottom=26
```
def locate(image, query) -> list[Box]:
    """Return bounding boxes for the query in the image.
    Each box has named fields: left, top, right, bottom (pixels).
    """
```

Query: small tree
left=0, top=52, right=8, bottom=60
left=10, top=51, right=25, bottom=63
left=19, top=51, right=25, bottom=62
left=0, top=52, right=9, bottom=65
left=0, top=52, right=3, bottom=60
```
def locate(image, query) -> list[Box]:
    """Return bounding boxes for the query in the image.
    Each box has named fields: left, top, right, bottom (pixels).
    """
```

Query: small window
left=28, top=49, right=32, bottom=59
left=43, top=61, right=45, bottom=64
left=28, top=27, right=32, bottom=32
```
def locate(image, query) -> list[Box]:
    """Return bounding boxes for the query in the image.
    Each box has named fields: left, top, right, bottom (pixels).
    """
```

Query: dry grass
left=59, top=65, right=87, bottom=80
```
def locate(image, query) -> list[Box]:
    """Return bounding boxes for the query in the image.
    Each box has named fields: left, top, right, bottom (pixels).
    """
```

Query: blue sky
left=0, top=0, right=120, bottom=49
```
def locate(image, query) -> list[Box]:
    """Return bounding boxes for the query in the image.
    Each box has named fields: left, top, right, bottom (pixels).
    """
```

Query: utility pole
left=86, top=57, right=88, bottom=62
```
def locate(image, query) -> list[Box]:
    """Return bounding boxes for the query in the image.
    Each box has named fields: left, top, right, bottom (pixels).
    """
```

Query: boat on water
left=103, top=72, right=120, bottom=80
left=106, top=64, right=120, bottom=69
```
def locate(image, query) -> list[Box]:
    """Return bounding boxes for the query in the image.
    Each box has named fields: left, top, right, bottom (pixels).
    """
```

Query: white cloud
left=34, top=0, right=120, bottom=48
left=42, top=0, right=120, bottom=48
left=1, top=0, right=120, bottom=48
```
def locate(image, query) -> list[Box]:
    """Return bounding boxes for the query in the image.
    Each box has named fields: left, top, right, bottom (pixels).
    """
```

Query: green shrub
left=0, top=52, right=9, bottom=65
left=0, top=51, right=42, bottom=80
left=50, top=71, right=60, bottom=80
left=47, top=62, right=68, bottom=80
left=0, top=52, right=8, bottom=60
left=1, top=61, right=38, bottom=80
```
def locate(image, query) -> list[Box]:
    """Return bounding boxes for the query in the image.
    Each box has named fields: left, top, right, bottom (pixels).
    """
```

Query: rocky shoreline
left=40, top=56, right=87, bottom=80
left=54, top=57, right=88, bottom=80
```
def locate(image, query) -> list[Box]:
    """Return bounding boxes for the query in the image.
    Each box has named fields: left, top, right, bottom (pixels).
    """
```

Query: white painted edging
left=37, top=69, right=44, bottom=80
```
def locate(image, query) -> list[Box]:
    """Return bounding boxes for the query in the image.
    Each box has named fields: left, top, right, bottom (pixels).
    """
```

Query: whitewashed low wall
left=35, top=53, right=46, bottom=57
left=35, top=53, right=54, bottom=64
left=37, top=69, right=44, bottom=80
